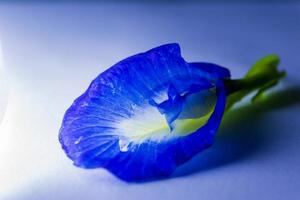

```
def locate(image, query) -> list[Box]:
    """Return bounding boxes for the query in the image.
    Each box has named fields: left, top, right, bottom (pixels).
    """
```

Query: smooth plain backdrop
left=0, top=2, right=300, bottom=200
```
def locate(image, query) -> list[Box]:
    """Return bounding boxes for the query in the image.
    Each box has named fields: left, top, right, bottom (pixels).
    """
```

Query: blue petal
left=189, top=62, right=231, bottom=82
left=59, top=43, right=229, bottom=181
left=106, top=81, right=226, bottom=181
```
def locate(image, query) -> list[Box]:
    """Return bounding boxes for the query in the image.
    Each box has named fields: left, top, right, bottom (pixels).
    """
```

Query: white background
left=0, top=2, right=299, bottom=199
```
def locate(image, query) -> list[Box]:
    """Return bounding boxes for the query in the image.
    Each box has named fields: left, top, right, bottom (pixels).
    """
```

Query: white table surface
left=0, top=2, right=299, bottom=200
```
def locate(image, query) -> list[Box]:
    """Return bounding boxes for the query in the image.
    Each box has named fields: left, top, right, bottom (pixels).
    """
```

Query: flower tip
left=147, top=43, right=181, bottom=55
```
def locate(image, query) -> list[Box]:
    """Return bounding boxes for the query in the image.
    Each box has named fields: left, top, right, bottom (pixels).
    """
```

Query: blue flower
left=58, top=43, right=232, bottom=181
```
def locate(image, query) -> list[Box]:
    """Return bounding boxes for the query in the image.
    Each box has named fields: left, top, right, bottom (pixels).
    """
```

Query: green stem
left=225, top=70, right=286, bottom=95
left=224, top=54, right=286, bottom=110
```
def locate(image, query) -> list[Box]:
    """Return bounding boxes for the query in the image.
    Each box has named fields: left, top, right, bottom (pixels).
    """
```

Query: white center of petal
left=116, top=88, right=217, bottom=146
left=117, top=104, right=170, bottom=143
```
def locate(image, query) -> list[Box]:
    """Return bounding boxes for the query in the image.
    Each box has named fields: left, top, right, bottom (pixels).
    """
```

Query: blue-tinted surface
left=0, top=1, right=299, bottom=200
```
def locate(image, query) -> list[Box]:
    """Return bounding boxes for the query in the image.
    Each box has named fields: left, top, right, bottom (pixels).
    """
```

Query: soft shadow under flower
left=173, top=85, right=300, bottom=178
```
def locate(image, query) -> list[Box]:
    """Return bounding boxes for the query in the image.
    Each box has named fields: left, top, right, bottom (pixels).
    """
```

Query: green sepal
left=225, top=54, right=286, bottom=110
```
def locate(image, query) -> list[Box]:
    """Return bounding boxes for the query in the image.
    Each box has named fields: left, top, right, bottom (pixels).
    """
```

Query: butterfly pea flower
left=59, top=43, right=285, bottom=182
